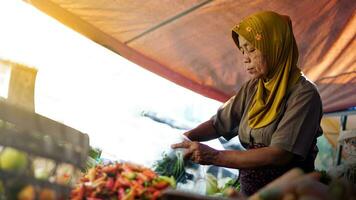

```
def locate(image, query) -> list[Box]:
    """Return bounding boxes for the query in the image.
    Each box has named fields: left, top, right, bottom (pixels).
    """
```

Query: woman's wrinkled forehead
left=237, top=35, right=254, bottom=50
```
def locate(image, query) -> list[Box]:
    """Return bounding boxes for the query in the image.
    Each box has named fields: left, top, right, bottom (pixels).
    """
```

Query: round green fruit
left=0, top=147, right=28, bottom=172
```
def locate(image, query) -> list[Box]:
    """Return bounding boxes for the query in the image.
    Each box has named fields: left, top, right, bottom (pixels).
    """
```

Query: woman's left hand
left=171, top=140, right=219, bottom=165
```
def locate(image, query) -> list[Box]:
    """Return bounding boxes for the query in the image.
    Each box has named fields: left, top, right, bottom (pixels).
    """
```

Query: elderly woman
left=172, top=11, right=323, bottom=196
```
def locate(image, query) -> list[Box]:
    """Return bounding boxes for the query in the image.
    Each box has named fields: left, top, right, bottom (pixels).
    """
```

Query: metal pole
left=335, top=115, right=348, bottom=165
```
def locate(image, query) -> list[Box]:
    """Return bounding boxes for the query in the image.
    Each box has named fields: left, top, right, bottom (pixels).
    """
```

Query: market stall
left=24, top=0, right=356, bottom=154
left=0, top=0, right=355, bottom=199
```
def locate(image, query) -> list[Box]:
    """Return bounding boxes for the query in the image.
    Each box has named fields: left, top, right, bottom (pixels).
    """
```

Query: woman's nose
left=243, top=54, right=251, bottom=63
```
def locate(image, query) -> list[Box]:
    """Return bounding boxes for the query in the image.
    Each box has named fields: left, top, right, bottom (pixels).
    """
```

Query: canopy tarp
left=25, top=0, right=355, bottom=113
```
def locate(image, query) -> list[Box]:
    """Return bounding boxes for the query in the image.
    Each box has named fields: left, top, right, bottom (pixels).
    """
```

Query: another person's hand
left=250, top=169, right=335, bottom=200
left=171, top=140, right=219, bottom=165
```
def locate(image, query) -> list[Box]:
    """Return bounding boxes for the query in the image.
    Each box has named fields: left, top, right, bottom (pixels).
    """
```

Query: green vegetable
left=206, top=177, right=241, bottom=197
left=122, top=172, right=137, bottom=180
left=0, top=147, right=28, bottom=172
left=157, top=176, right=176, bottom=188
left=82, top=147, right=102, bottom=172
left=153, top=151, right=191, bottom=183
left=88, top=147, right=102, bottom=161
left=221, top=178, right=240, bottom=192
left=206, top=173, right=219, bottom=195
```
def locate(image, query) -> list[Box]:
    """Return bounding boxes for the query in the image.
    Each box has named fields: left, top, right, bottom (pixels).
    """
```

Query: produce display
left=0, top=146, right=79, bottom=199
left=71, top=162, right=175, bottom=200
left=153, top=151, right=241, bottom=197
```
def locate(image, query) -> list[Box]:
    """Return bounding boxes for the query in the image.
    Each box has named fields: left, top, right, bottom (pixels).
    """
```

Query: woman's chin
left=248, top=73, right=258, bottom=79
left=248, top=71, right=264, bottom=79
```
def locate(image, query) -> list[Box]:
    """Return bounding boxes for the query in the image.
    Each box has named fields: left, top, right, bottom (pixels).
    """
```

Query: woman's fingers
left=183, top=148, right=194, bottom=160
left=172, top=141, right=199, bottom=161
left=171, top=141, right=216, bottom=165
left=171, top=140, right=191, bottom=149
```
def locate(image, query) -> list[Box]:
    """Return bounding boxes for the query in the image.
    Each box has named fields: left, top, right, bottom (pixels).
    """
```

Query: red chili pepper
left=121, top=188, right=135, bottom=200
left=136, top=178, right=144, bottom=185
left=131, top=182, right=145, bottom=195
left=71, top=184, right=85, bottom=200
left=106, top=177, right=114, bottom=190
left=102, top=164, right=118, bottom=174
left=87, top=198, right=103, bottom=200
left=153, top=181, right=169, bottom=190
left=151, top=190, right=161, bottom=200
left=114, top=174, right=122, bottom=190
left=142, top=169, right=157, bottom=180
left=117, top=188, right=125, bottom=199
left=136, top=173, right=149, bottom=182
left=80, top=177, right=89, bottom=182
left=146, top=187, right=158, bottom=193
left=122, top=163, right=134, bottom=173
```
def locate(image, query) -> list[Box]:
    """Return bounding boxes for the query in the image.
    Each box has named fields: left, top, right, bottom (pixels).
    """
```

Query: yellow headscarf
left=232, top=11, right=302, bottom=129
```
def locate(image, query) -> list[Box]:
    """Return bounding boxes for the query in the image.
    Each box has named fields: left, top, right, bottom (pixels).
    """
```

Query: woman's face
left=238, top=36, right=268, bottom=79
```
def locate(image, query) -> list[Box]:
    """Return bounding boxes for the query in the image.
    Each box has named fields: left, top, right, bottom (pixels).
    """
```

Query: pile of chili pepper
left=71, top=162, right=175, bottom=200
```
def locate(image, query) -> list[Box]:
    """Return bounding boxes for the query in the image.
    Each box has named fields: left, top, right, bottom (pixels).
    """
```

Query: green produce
left=0, top=147, right=28, bottom=172
left=88, top=147, right=102, bottom=160
left=153, top=151, right=192, bottom=183
left=82, top=146, right=102, bottom=172
left=206, top=173, right=219, bottom=195
left=206, top=176, right=240, bottom=197
left=32, top=158, right=55, bottom=180
left=221, top=178, right=240, bottom=192
left=156, top=176, right=176, bottom=188
left=34, top=168, right=50, bottom=180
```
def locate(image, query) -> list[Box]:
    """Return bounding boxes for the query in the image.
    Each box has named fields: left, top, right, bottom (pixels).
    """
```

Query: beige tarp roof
left=26, top=0, right=355, bottom=113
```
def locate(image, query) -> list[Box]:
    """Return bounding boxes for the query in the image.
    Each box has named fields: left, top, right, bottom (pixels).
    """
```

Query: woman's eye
left=249, top=48, right=255, bottom=52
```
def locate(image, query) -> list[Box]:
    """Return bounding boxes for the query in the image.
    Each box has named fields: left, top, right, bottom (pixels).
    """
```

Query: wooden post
left=0, top=60, right=37, bottom=112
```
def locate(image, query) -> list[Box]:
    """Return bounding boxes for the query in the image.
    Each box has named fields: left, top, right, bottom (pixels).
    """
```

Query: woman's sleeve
left=270, top=88, right=323, bottom=159
left=211, top=82, right=249, bottom=141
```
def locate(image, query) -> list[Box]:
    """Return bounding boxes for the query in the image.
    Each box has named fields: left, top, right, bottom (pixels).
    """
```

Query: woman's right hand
left=171, top=140, right=220, bottom=165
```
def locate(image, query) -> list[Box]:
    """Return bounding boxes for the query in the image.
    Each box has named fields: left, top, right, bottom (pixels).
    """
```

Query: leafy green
left=82, top=146, right=102, bottom=172
left=153, top=152, right=192, bottom=183
left=206, top=173, right=219, bottom=195
left=206, top=177, right=240, bottom=197
left=221, top=178, right=240, bottom=192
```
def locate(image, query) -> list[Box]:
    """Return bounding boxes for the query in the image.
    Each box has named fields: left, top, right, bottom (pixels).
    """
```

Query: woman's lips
left=247, top=68, right=255, bottom=73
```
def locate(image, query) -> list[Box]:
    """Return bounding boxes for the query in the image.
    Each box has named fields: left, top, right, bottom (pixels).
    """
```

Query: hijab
left=232, top=11, right=302, bottom=128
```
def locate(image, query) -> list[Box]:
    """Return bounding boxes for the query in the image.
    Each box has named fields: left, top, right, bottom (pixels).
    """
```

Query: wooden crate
left=0, top=100, right=89, bottom=199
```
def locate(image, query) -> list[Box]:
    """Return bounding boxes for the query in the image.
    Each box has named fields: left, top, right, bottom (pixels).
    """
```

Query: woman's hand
left=171, top=140, right=220, bottom=165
